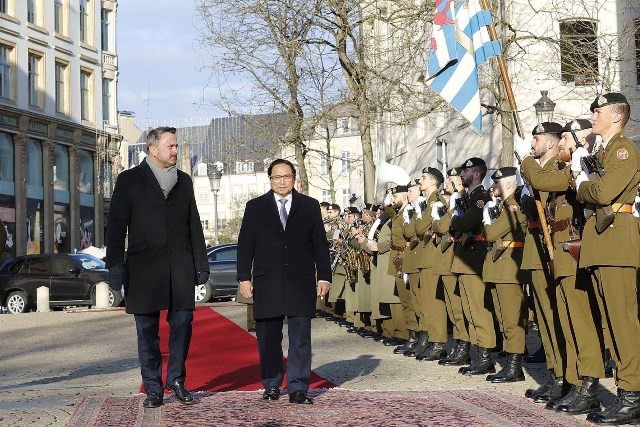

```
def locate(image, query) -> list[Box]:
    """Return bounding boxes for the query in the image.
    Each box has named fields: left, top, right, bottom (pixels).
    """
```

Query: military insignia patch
left=465, top=160, right=473, bottom=167
left=494, top=170, right=503, bottom=178
left=597, top=95, right=607, bottom=106
left=570, top=120, right=581, bottom=131
left=536, top=123, right=545, bottom=133
left=617, top=148, right=629, bottom=160
left=476, top=200, right=485, bottom=208
left=508, top=205, right=518, bottom=212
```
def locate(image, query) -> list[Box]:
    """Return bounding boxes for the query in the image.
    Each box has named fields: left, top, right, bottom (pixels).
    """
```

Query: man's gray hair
left=146, top=126, right=177, bottom=152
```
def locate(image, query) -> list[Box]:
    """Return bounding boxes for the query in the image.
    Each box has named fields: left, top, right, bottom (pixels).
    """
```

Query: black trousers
left=256, top=316, right=311, bottom=394
left=134, top=309, right=193, bottom=395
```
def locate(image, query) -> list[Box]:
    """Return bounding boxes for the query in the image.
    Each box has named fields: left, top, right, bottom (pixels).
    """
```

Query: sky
left=117, top=1, right=223, bottom=130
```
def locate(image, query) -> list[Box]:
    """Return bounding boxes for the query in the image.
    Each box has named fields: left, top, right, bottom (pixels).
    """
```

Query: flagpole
left=479, top=0, right=555, bottom=269
left=478, top=0, right=523, bottom=139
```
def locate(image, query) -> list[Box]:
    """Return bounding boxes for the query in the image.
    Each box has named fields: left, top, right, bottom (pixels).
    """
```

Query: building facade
left=0, top=0, right=121, bottom=260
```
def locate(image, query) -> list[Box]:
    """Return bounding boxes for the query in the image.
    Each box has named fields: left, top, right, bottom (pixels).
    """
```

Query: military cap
left=390, top=185, right=408, bottom=194
left=364, top=202, right=373, bottom=211
left=491, top=166, right=517, bottom=180
left=330, top=203, right=341, bottom=211
left=590, top=92, right=628, bottom=112
left=422, top=167, right=445, bottom=184
left=460, top=157, right=486, bottom=169
left=407, top=178, right=421, bottom=188
left=320, top=201, right=330, bottom=208
left=447, top=167, right=462, bottom=176
left=346, top=206, right=362, bottom=214
left=531, top=122, right=563, bottom=136
left=371, top=204, right=380, bottom=213
left=562, top=119, right=592, bottom=133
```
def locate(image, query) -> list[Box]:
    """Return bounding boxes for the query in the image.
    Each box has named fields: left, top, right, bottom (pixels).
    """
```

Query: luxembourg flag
left=427, top=0, right=502, bottom=133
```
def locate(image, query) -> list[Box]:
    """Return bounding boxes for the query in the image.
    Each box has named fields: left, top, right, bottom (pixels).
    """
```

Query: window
left=26, top=257, right=49, bottom=274
left=235, top=161, right=254, bottom=173
left=197, top=163, right=207, bottom=176
left=51, top=256, right=75, bottom=274
left=322, top=190, right=331, bottom=203
left=232, top=186, right=242, bottom=202
left=635, top=19, right=640, bottom=86
left=27, top=0, right=35, bottom=23
left=199, top=189, right=209, bottom=204
left=80, top=0, right=92, bottom=44
left=102, top=78, right=112, bottom=122
left=55, top=61, right=69, bottom=115
left=342, top=189, right=349, bottom=210
left=0, top=43, right=14, bottom=100
left=54, top=0, right=65, bottom=34
left=319, top=154, right=328, bottom=175
left=341, top=151, right=351, bottom=172
left=80, top=68, right=93, bottom=121
left=340, top=118, right=349, bottom=134
left=54, top=144, right=69, bottom=191
left=101, top=9, right=110, bottom=51
left=0, top=0, right=7, bottom=14
left=213, top=247, right=237, bottom=262
left=28, top=51, right=44, bottom=108
left=559, top=20, right=598, bottom=85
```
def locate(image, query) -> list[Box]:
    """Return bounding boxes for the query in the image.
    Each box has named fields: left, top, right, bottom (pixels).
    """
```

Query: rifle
left=515, top=152, right=554, bottom=276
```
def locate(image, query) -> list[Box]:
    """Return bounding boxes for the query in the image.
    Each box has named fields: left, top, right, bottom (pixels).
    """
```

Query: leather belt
left=390, top=243, right=405, bottom=251
left=612, top=203, right=633, bottom=213
left=453, top=235, right=486, bottom=243
left=502, top=240, right=524, bottom=248
left=549, top=218, right=571, bottom=233
left=528, top=220, right=539, bottom=229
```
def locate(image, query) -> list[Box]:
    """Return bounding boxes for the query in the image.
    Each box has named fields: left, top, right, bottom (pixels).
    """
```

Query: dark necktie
left=279, top=198, right=288, bottom=229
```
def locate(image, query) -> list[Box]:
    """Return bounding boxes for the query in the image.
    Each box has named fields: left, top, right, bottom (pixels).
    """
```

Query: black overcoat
left=236, top=190, right=331, bottom=319
left=105, top=159, right=208, bottom=314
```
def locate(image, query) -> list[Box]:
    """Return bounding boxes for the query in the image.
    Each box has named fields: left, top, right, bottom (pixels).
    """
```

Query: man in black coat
left=237, top=159, right=331, bottom=404
left=106, top=127, right=209, bottom=408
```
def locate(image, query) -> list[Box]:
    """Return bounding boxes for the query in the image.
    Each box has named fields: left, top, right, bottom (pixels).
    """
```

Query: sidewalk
left=0, top=303, right=617, bottom=426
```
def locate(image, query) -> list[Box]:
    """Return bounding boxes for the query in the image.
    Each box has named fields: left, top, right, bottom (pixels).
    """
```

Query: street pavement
left=0, top=302, right=618, bottom=426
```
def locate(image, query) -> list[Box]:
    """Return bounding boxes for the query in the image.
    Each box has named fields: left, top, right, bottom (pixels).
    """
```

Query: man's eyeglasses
left=269, top=174, right=295, bottom=182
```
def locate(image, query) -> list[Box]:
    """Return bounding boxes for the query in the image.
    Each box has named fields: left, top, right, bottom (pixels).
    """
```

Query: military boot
left=461, top=347, right=496, bottom=376
left=587, top=389, right=640, bottom=425
left=405, top=330, right=429, bottom=357
left=556, top=376, right=601, bottom=414
left=417, top=342, right=447, bottom=361
left=525, top=370, right=555, bottom=399
left=393, top=330, right=418, bottom=354
left=487, top=353, right=525, bottom=383
left=440, top=340, right=471, bottom=366
left=540, top=378, right=572, bottom=408
left=523, top=346, right=546, bottom=364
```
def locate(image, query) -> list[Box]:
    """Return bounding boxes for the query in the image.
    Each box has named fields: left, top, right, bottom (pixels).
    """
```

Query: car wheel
left=195, top=283, right=213, bottom=303
left=6, top=291, right=29, bottom=314
left=109, top=289, right=123, bottom=307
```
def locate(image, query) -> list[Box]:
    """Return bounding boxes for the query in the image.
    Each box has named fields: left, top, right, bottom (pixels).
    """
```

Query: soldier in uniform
left=481, top=167, right=530, bottom=383
left=515, top=122, right=567, bottom=403
left=414, top=167, right=449, bottom=361
left=573, top=93, right=640, bottom=425
left=433, top=168, right=472, bottom=366
left=520, top=118, right=606, bottom=414
left=449, top=157, right=494, bottom=376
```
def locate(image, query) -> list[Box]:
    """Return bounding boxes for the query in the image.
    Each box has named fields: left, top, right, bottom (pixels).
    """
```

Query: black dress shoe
left=143, top=392, right=163, bottom=408
left=586, top=389, right=640, bottom=425
left=262, top=387, right=281, bottom=400
left=166, top=381, right=195, bottom=405
left=289, top=391, right=313, bottom=404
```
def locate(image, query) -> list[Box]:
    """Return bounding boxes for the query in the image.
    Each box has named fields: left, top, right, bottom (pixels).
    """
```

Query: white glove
left=403, top=273, right=409, bottom=284
left=520, top=185, right=530, bottom=198
left=515, top=167, right=524, bottom=187
left=403, top=207, right=411, bottom=224
left=514, top=136, right=532, bottom=160
left=633, top=196, right=640, bottom=218
left=431, top=201, right=444, bottom=220
left=449, top=192, right=461, bottom=211
left=414, top=198, right=424, bottom=219
left=482, top=200, right=496, bottom=226
left=383, top=192, right=393, bottom=206
left=574, top=171, right=589, bottom=190
left=571, top=147, right=590, bottom=173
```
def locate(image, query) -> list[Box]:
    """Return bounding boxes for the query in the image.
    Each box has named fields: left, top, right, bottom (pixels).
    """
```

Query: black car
left=0, top=253, right=122, bottom=314
left=195, top=243, right=238, bottom=303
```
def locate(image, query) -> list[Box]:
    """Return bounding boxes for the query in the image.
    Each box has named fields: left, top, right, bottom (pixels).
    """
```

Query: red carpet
left=139, top=306, right=335, bottom=392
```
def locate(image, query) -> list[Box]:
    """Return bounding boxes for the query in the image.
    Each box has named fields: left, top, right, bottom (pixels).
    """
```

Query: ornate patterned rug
left=66, top=388, right=591, bottom=426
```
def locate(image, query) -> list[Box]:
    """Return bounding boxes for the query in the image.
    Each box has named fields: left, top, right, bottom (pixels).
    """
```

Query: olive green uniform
left=576, top=132, right=640, bottom=392
left=403, top=205, right=425, bottom=335
left=482, top=194, right=530, bottom=354
left=521, top=156, right=605, bottom=386
left=450, top=185, right=494, bottom=349
left=373, top=215, right=399, bottom=338
left=390, top=205, right=418, bottom=332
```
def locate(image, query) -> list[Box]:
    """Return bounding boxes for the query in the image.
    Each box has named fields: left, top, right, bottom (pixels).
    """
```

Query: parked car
left=195, top=243, right=238, bottom=303
left=0, top=253, right=122, bottom=314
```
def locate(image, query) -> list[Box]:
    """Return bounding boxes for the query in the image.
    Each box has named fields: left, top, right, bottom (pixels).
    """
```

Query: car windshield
left=69, top=254, right=105, bottom=270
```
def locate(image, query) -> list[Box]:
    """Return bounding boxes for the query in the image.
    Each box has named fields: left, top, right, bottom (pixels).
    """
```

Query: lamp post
left=207, top=164, right=222, bottom=246
left=533, top=90, right=556, bottom=123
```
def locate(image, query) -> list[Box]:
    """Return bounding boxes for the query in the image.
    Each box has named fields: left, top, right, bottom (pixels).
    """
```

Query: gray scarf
left=145, top=157, right=178, bottom=198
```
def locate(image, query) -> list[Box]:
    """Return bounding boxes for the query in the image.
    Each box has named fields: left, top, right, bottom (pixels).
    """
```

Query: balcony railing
left=102, top=52, right=118, bottom=68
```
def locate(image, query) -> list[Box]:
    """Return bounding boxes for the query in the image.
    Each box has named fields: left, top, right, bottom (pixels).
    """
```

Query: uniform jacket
left=576, top=132, right=640, bottom=268
left=375, top=216, right=400, bottom=304
left=482, top=194, right=529, bottom=284
left=105, top=159, right=208, bottom=314
left=521, top=156, right=581, bottom=278
left=450, top=185, right=491, bottom=275
left=431, top=201, right=456, bottom=276
left=414, top=192, right=442, bottom=269
left=402, top=208, right=420, bottom=274
left=387, top=206, right=407, bottom=276
left=236, top=189, right=331, bottom=318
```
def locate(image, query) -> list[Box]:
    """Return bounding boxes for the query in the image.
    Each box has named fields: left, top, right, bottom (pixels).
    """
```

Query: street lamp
left=533, top=90, right=556, bottom=123
left=207, top=164, right=223, bottom=246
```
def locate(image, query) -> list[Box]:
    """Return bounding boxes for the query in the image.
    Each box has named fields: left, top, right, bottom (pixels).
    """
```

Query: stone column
left=13, top=134, right=27, bottom=256
left=43, top=140, right=55, bottom=253
left=69, top=145, right=79, bottom=252
left=94, top=140, right=103, bottom=247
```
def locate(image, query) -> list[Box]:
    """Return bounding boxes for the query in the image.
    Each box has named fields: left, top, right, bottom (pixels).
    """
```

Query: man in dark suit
left=237, top=159, right=331, bottom=404
left=106, top=127, right=209, bottom=408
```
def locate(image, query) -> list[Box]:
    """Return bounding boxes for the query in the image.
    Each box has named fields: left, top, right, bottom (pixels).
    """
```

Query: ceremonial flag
left=427, top=0, right=502, bottom=133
